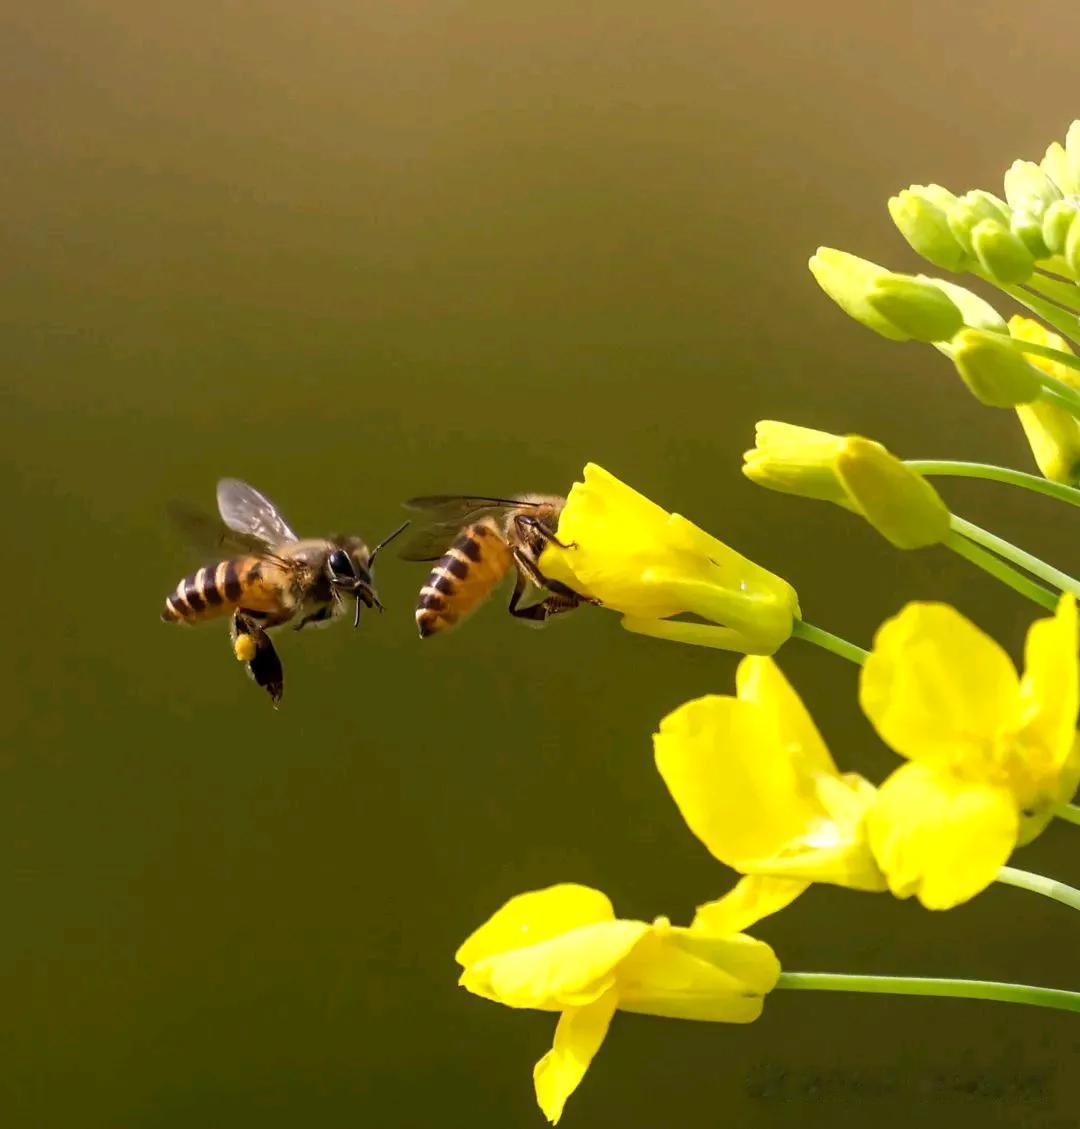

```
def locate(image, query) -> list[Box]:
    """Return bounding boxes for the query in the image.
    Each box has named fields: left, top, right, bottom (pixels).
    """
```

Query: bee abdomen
left=415, top=521, right=512, bottom=638
left=161, top=559, right=246, bottom=624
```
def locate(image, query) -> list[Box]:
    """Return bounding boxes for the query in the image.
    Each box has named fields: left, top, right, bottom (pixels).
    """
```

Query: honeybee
left=400, top=494, right=598, bottom=637
left=162, top=478, right=407, bottom=704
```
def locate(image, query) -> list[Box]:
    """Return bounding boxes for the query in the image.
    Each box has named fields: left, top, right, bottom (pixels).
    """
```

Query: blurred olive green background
left=3, top=2, right=1080, bottom=1126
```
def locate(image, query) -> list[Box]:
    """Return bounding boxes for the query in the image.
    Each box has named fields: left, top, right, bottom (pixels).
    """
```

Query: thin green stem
left=944, top=530, right=1059, bottom=610
left=791, top=619, right=868, bottom=665
left=995, top=866, right=1080, bottom=912
left=993, top=280, right=1080, bottom=347
left=1040, top=380, right=1080, bottom=420
left=995, top=334, right=1080, bottom=376
left=1053, top=802, right=1080, bottom=827
left=1026, top=270, right=1080, bottom=314
left=950, top=514, right=1080, bottom=598
left=776, top=972, right=1080, bottom=1014
left=905, top=460, right=1080, bottom=508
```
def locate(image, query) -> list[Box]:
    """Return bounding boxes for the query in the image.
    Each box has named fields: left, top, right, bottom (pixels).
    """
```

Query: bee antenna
left=368, top=520, right=410, bottom=567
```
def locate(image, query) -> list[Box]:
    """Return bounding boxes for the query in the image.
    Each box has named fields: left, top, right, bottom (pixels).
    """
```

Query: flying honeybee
left=400, top=494, right=598, bottom=638
left=162, top=478, right=407, bottom=704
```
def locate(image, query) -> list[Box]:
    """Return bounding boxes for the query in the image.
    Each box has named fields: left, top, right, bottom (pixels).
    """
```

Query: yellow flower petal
left=737, top=655, right=837, bottom=776
left=860, top=603, right=1021, bottom=767
left=655, top=693, right=816, bottom=864
left=742, top=420, right=852, bottom=505
left=1010, top=316, right=1080, bottom=484
left=615, top=928, right=777, bottom=1022
left=834, top=437, right=951, bottom=549
left=455, top=884, right=614, bottom=967
left=692, top=875, right=810, bottom=934
left=534, top=990, right=618, bottom=1125
left=1018, top=594, right=1078, bottom=775
left=656, top=659, right=881, bottom=890
left=461, top=920, right=648, bottom=1010
left=868, top=762, right=1018, bottom=909
left=539, top=463, right=799, bottom=652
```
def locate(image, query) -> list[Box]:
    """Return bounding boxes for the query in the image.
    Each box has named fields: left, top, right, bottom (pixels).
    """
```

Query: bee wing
left=217, top=478, right=300, bottom=545
left=398, top=495, right=537, bottom=561
left=167, top=499, right=278, bottom=561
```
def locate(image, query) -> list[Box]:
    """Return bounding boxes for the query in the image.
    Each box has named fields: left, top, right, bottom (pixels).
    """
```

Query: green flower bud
left=920, top=277, right=1006, bottom=332
left=947, top=190, right=1011, bottom=256
left=1067, top=121, right=1080, bottom=183
left=888, top=186, right=968, bottom=271
left=1042, top=141, right=1079, bottom=196
left=1067, top=215, right=1080, bottom=281
left=950, top=328, right=1043, bottom=407
left=1010, top=209, right=1051, bottom=260
left=1002, top=160, right=1062, bottom=215
left=865, top=274, right=964, bottom=342
left=808, top=249, right=909, bottom=341
left=835, top=438, right=951, bottom=549
left=1042, top=200, right=1078, bottom=255
left=970, top=219, right=1036, bottom=284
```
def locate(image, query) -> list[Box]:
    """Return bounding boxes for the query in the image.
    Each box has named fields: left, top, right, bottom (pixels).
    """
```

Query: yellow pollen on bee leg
left=233, top=635, right=257, bottom=663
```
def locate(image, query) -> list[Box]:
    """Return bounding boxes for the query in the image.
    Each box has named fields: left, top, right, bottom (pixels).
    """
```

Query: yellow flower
left=456, top=884, right=780, bottom=1125
left=1009, top=316, right=1080, bottom=484
left=654, top=655, right=885, bottom=924
left=539, top=463, right=799, bottom=655
left=861, top=594, right=1080, bottom=910
left=744, top=423, right=951, bottom=549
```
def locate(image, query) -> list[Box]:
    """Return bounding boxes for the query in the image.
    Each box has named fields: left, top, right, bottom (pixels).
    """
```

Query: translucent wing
left=217, top=478, right=299, bottom=545
left=167, top=499, right=277, bottom=560
left=398, top=495, right=539, bottom=561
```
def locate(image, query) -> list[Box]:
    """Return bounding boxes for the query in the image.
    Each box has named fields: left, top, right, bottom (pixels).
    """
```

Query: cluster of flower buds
left=889, top=122, right=1080, bottom=284
left=808, top=122, right=1080, bottom=486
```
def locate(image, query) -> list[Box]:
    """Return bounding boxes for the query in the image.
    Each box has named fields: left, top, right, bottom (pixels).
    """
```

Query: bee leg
left=294, top=606, right=333, bottom=631
left=508, top=555, right=594, bottom=625
left=512, top=513, right=576, bottom=550
left=231, top=611, right=284, bottom=706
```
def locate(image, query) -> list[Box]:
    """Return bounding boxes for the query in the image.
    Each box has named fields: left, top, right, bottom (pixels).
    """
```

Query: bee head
left=327, top=543, right=381, bottom=625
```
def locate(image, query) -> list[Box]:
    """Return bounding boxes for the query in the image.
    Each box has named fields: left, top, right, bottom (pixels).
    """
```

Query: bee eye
left=328, top=549, right=354, bottom=580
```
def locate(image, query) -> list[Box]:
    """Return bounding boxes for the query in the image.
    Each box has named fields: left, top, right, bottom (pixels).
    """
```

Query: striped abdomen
left=161, top=557, right=288, bottom=625
left=415, top=520, right=513, bottom=638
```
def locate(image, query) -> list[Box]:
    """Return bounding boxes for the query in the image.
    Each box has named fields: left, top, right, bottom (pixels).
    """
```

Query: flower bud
left=1042, top=200, right=1078, bottom=255
left=1002, top=160, right=1062, bottom=214
left=888, top=186, right=969, bottom=271
left=1010, top=209, right=1051, bottom=260
left=808, top=249, right=908, bottom=340
left=1042, top=141, right=1079, bottom=197
left=1067, top=211, right=1080, bottom=279
left=1066, top=120, right=1080, bottom=184
left=970, top=219, right=1036, bottom=284
left=951, top=328, right=1043, bottom=407
left=742, top=421, right=851, bottom=506
left=947, top=191, right=1011, bottom=256
left=865, top=274, right=964, bottom=341
left=921, top=277, right=1006, bottom=332
left=835, top=438, right=951, bottom=549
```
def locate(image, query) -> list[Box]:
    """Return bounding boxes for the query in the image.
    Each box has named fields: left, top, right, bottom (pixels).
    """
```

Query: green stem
left=1053, top=802, right=1080, bottom=827
left=950, top=514, right=1080, bottom=598
left=905, top=460, right=1080, bottom=508
left=791, top=619, right=868, bottom=665
left=993, top=280, right=1080, bottom=347
left=995, top=866, right=1080, bottom=912
left=944, top=530, right=1059, bottom=610
left=1026, top=270, right=1080, bottom=314
left=776, top=972, right=1080, bottom=1014
left=1040, top=380, right=1080, bottom=420
left=996, top=334, right=1080, bottom=376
